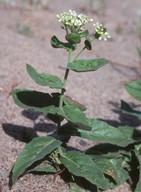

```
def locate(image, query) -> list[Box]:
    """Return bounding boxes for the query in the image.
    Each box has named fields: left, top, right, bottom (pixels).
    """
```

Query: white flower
left=93, top=22, right=111, bottom=41
left=57, top=10, right=93, bottom=33
left=93, top=22, right=103, bottom=32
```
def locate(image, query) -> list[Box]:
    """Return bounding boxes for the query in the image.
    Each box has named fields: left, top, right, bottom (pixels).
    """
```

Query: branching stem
left=73, top=46, right=86, bottom=61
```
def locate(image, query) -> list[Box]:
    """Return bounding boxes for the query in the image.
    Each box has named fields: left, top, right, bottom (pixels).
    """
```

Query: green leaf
left=84, top=37, right=92, bottom=50
left=85, top=144, right=131, bottom=160
left=26, top=64, right=64, bottom=89
left=51, top=36, right=76, bottom=51
left=60, top=151, right=110, bottom=190
left=121, top=100, right=141, bottom=120
left=93, top=158, right=129, bottom=187
left=134, top=149, right=141, bottom=192
left=59, top=120, right=141, bottom=147
left=12, top=136, right=62, bottom=184
left=67, top=58, right=108, bottom=72
left=124, top=80, right=141, bottom=101
left=13, top=90, right=90, bottom=127
left=12, top=89, right=58, bottom=116
left=79, top=30, right=89, bottom=38
left=61, top=105, right=91, bottom=131
left=66, top=32, right=81, bottom=44
left=12, top=89, right=60, bottom=109
left=18, top=92, right=90, bottom=128
left=12, top=89, right=62, bottom=123
left=28, top=160, right=56, bottom=173
left=63, top=95, right=87, bottom=111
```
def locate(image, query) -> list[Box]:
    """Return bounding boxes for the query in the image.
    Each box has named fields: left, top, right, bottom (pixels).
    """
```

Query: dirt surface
left=0, top=0, right=141, bottom=191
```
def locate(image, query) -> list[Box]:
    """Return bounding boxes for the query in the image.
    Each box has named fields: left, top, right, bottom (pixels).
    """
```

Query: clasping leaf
left=60, top=104, right=91, bottom=131
left=26, top=64, right=64, bottom=89
left=63, top=95, right=87, bottom=111
left=67, top=58, right=108, bottom=72
left=66, top=32, right=81, bottom=44
left=79, top=30, right=89, bottom=38
left=51, top=35, right=76, bottom=51
left=84, top=37, right=92, bottom=50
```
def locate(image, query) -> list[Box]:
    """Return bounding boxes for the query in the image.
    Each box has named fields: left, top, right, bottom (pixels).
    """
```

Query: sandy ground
left=0, top=0, right=141, bottom=191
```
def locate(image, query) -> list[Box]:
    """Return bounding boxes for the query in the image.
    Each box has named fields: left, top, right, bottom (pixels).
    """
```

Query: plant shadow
left=2, top=109, right=56, bottom=143
left=110, top=63, right=141, bottom=77
left=99, top=101, right=141, bottom=128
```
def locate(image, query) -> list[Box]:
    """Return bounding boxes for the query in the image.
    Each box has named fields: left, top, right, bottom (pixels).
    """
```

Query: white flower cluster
left=56, top=10, right=93, bottom=33
left=93, top=22, right=111, bottom=41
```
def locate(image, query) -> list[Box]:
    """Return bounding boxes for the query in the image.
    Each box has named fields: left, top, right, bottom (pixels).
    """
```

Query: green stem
left=64, top=24, right=69, bottom=35
left=56, top=49, right=72, bottom=139
left=73, top=46, right=86, bottom=61
left=59, top=49, right=71, bottom=106
left=92, top=35, right=96, bottom=41
left=73, top=36, right=96, bottom=61
left=56, top=42, right=89, bottom=139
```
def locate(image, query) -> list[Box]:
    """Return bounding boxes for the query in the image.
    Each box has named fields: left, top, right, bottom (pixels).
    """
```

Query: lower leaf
left=11, top=136, right=62, bottom=184
left=59, top=120, right=141, bottom=147
left=60, top=151, right=110, bottom=190
left=93, top=158, right=129, bottom=188
left=134, top=146, right=141, bottom=192
left=28, top=160, right=56, bottom=174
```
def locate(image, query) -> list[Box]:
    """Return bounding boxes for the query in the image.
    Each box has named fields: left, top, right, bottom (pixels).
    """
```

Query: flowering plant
left=57, top=10, right=93, bottom=32
left=10, top=10, right=140, bottom=191
left=55, top=10, right=110, bottom=45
